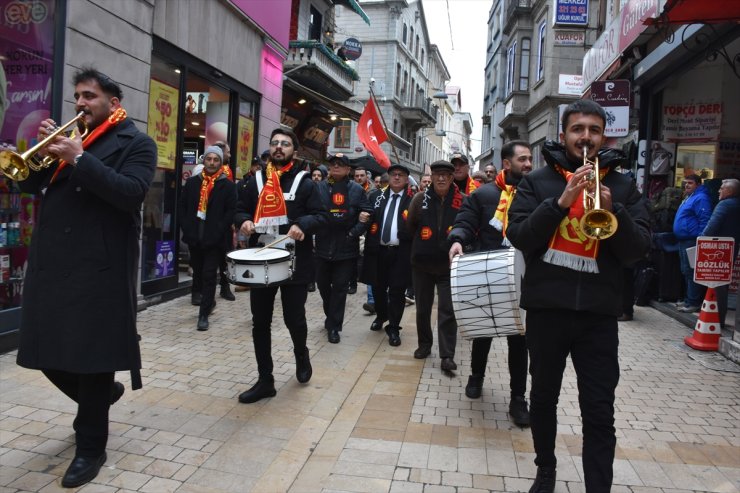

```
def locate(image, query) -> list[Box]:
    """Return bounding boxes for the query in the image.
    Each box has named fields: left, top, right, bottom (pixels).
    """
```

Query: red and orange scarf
left=253, top=161, right=293, bottom=233
left=491, top=170, right=515, bottom=240
left=542, top=164, right=607, bottom=273
left=50, top=107, right=127, bottom=184
left=197, top=166, right=225, bottom=220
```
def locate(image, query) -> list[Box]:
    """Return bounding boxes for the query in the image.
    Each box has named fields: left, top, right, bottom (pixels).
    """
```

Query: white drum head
left=228, top=248, right=289, bottom=262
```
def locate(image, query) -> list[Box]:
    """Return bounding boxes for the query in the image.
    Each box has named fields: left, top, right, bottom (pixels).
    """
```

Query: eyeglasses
left=270, top=140, right=293, bottom=148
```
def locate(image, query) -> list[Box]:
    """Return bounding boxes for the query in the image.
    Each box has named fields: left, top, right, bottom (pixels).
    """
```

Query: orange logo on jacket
left=332, top=193, right=345, bottom=206
left=420, top=226, right=433, bottom=240
left=370, top=223, right=378, bottom=235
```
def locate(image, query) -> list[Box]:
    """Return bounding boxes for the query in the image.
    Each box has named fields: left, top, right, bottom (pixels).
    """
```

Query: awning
left=334, top=0, right=371, bottom=26
left=645, top=0, right=740, bottom=25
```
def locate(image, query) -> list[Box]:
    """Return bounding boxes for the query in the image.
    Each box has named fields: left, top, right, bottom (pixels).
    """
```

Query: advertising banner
left=147, top=78, right=179, bottom=170
left=590, top=80, right=630, bottom=137
left=662, top=102, right=722, bottom=142
left=553, top=30, right=585, bottom=46
left=694, top=237, right=735, bottom=287
left=155, top=240, right=175, bottom=278
left=558, top=74, right=583, bottom=95
left=236, top=114, right=254, bottom=179
left=716, top=140, right=740, bottom=178
left=553, top=0, right=588, bottom=25
left=0, top=0, right=56, bottom=150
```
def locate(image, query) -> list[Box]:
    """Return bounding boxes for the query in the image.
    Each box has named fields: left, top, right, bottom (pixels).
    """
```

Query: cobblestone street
left=1, top=289, right=738, bottom=492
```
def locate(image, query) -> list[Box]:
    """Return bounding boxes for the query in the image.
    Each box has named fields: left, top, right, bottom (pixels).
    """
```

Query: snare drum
left=226, top=248, right=293, bottom=286
left=450, top=248, right=525, bottom=338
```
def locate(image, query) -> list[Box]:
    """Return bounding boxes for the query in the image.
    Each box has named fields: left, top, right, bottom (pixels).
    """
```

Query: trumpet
left=0, top=112, right=88, bottom=181
left=580, top=146, right=618, bottom=240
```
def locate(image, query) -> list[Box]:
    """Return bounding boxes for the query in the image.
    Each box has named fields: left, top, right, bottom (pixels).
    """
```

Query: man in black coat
left=179, top=145, right=237, bottom=330
left=16, top=67, right=156, bottom=488
left=361, top=164, right=414, bottom=346
left=507, top=100, right=651, bottom=493
left=234, top=129, right=328, bottom=403
left=315, top=153, right=372, bottom=343
left=448, top=140, right=533, bottom=427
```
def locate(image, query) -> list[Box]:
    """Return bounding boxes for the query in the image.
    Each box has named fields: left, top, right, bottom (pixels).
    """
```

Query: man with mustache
left=16, top=67, right=156, bottom=488
left=235, top=129, right=328, bottom=403
left=507, top=100, right=651, bottom=493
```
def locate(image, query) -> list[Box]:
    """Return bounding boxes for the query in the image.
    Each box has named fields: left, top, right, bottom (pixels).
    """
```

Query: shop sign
left=694, top=237, right=735, bottom=287
left=558, top=74, right=583, bottom=95
left=342, top=38, right=362, bottom=60
left=662, top=102, right=722, bottom=142
left=147, top=78, right=179, bottom=171
left=619, top=0, right=659, bottom=52
left=236, top=114, right=255, bottom=180
left=553, top=0, right=588, bottom=26
left=590, top=80, right=630, bottom=137
left=155, top=241, right=175, bottom=278
left=716, top=140, right=740, bottom=178
left=554, top=30, right=585, bottom=46
left=581, top=16, right=620, bottom=89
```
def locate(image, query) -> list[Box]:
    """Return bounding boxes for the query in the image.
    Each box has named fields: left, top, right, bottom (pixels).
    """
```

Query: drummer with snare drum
left=234, top=128, right=328, bottom=404
left=448, top=140, right=533, bottom=427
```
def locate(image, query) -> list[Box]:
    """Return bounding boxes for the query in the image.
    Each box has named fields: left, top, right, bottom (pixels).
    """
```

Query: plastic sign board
left=694, top=237, right=735, bottom=287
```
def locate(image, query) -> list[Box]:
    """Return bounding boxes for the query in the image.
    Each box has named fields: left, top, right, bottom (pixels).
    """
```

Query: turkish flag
left=357, top=98, right=391, bottom=168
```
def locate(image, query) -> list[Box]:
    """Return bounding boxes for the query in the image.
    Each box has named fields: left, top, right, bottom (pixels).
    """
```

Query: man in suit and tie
left=361, top=164, right=414, bottom=346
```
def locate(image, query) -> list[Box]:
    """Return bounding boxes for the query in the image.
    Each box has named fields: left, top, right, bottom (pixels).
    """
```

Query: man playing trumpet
left=15, top=67, right=156, bottom=488
left=507, top=100, right=650, bottom=493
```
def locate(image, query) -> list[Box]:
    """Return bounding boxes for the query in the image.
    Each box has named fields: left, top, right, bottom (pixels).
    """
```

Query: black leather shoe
left=509, top=395, right=531, bottom=427
left=529, top=466, right=556, bottom=493
left=197, top=315, right=209, bottom=331
left=295, top=347, right=312, bottom=383
left=617, top=313, right=633, bottom=321
left=370, top=318, right=386, bottom=331
left=414, top=346, right=431, bottom=359
left=386, top=326, right=401, bottom=346
left=348, top=284, right=357, bottom=294
left=465, top=374, right=484, bottom=399
left=363, top=303, right=376, bottom=314
left=220, top=285, right=236, bottom=301
left=110, top=382, right=125, bottom=404
left=191, top=292, right=202, bottom=306
left=307, top=282, right=316, bottom=292
left=328, top=329, right=340, bottom=344
left=61, top=453, right=107, bottom=488
left=238, top=378, right=276, bottom=403
left=440, top=357, right=457, bottom=371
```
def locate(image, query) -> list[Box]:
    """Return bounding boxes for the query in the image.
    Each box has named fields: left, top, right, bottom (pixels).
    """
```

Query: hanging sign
left=147, top=78, right=179, bottom=170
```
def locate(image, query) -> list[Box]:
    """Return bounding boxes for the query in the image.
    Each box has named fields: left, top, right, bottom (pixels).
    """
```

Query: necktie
left=382, top=194, right=399, bottom=244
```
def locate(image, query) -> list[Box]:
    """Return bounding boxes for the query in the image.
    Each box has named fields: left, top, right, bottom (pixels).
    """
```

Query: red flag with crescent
left=357, top=98, right=391, bottom=168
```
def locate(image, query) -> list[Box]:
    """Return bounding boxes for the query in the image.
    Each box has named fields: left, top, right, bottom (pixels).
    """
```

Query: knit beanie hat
left=204, top=145, right=223, bottom=162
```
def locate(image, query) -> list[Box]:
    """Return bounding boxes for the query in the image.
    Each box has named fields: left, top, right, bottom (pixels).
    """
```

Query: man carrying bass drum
left=448, top=140, right=533, bottom=428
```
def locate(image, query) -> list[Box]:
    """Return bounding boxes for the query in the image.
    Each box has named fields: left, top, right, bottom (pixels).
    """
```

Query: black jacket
left=407, top=186, right=463, bottom=275
left=448, top=181, right=508, bottom=252
left=234, top=164, right=328, bottom=283
left=179, top=173, right=237, bottom=249
left=506, top=141, right=651, bottom=316
left=315, top=178, right=372, bottom=261
left=17, top=118, right=156, bottom=387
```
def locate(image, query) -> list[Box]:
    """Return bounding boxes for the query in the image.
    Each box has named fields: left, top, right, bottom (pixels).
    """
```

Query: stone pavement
left=1, top=289, right=738, bottom=493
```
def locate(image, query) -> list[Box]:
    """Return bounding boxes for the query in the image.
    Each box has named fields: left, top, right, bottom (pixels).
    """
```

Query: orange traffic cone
left=684, top=287, right=721, bottom=351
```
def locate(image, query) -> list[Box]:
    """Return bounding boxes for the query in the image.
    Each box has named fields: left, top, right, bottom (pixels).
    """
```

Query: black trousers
left=470, top=334, right=527, bottom=397
left=373, top=246, right=407, bottom=329
left=526, top=309, right=619, bottom=493
left=413, top=269, right=457, bottom=358
left=622, top=267, right=635, bottom=316
left=250, top=283, right=308, bottom=379
left=316, top=258, right=355, bottom=331
left=190, top=245, right=222, bottom=316
left=42, top=370, right=113, bottom=457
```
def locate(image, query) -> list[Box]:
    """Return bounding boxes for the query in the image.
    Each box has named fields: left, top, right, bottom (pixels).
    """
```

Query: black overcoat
left=179, top=174, right=236, bottom=249
left=16, top=118, right=156, bottom=387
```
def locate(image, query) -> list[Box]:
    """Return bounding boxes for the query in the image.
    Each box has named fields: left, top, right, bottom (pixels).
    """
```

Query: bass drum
left=226, top=248, right=293, bottom=286
left=450, top=248, right=525, bottom=339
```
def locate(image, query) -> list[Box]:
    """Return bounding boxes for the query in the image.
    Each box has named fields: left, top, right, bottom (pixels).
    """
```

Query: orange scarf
left=253, top=161, right=293, bottom=233
left=463, top=176, right=479, bottom=195
left=50, top=107, right=127, bottom=184
left=197, top=166, right=225, bottom=220
left=491, top=170, right=515, bottom=237
left=542, top=165, right=606, bottom=273
left=222, top=165, right=233, bottom=181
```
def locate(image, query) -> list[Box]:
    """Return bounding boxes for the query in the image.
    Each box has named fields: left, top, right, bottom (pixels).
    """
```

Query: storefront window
left=235, top=98, right=256, bottom=179
left=675, top=143, right=716, bottom=186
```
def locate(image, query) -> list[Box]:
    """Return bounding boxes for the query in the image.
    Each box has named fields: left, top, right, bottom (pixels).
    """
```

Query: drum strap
left=255, top=170, right=308, bottom=201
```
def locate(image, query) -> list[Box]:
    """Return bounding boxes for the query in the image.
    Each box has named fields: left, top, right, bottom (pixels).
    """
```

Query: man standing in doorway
left=235, top=129, right=328, bottom=403
left=507, top=100, right=651, bottom=493
left=448, top=140, right=533, bottom=427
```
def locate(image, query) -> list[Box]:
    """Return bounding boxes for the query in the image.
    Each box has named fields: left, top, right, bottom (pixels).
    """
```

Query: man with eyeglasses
left=673, top=174, right=712, bottom=312
left=314, top=154, right=372, bottom=343
left=408, top=160, right=463, bottom=372
left=234, top=129, right=328, bottom=404
left=361, top=164, right=414, bottom=346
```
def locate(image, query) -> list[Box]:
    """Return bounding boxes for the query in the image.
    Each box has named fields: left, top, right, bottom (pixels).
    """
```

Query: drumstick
left=255, top=235, right=288, bottom=253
